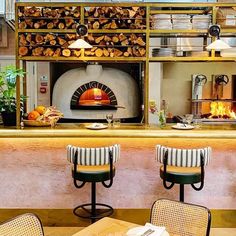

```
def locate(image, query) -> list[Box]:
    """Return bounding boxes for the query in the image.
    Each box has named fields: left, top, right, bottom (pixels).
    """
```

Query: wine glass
left=106, top=114, right=113, bottom=127
left=185, top=114, right=194, bottom=125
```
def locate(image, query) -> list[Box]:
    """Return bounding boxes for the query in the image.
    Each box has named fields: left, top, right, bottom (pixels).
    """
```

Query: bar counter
left=0, top=123, right=236, bottom=138
left=0, top=122, right=235, bottom=227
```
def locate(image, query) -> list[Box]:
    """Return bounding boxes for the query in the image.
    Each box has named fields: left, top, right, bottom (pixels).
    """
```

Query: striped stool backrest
left=67, top=144, right=120, bottom=166
left=156, top=145, right=211, bottom=167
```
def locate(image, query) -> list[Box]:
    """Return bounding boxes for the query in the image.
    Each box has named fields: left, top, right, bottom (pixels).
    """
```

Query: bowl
left=23, top=119, right=51, bottom=127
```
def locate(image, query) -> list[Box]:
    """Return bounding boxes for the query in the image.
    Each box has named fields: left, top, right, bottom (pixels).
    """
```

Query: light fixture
left=68, top=24, right=92, bottom=49
left=206, top=25, right=231, bottom=51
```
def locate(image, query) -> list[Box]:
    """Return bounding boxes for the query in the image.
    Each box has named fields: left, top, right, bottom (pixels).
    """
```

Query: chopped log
left=99, top=41, right=106, bottom=46
left=58, top=22, right=65, bottom=29
left=127, top=47, right=133, bottom=56
left=139, top=8, right=145, bottom=16
left=91, top=47, right=98, bottom=52
left=44, top=34, right=56, bottom=42
left=47, top=22, right=54, bottom=29
left=43, top=48, right=54, bottom=57
left=95, top=48, right=104, bottom=57
left=88, top=7, right=96, bottom=15
left=19, top=21, right=27, bottom=29
left=103, top=48, right=109, bottom=57
left=65, top=18, right=74, bottom=28
left=87, top=34, right=95, bottom=43
left=130, top=33, right=138, bottom=43
left=95, top=35, right=104, bottom=44
left=58, top=37, right=66, bottom=46
left=113, top=48, right=123, bottom=57
left=19, top=47, right=28, bottom=56
left=73, top=7, right=80, bottom=18
left=73, top=50, right=81, bottom=57
left=132, top=7, right=139, bottom=12
left=94, top=9, right=99, bottom=18
left=84, top=50, right=93, bottom=56
left=35, top=34, right=44, bottom=44
left=110, top=20, right=118, bottom=29
left=52, top=19, right=59, bottom=27
left=33, top=22, right=40, bottom=29
left=138, top=47, right=146, bottom=56
left=66, top=34, right=76, bottom=40
left=132, top=47, right=140, bottom=57
left=61, top=42, right=69, bottom=48
left=32, top=47, right=44, bottom=56
left=19, top=34, right=27, bottom=46
left=121, top=39, right=129, bottom=46
left=124, top=51, right=130, bottom=57
left=49, top=40, right=57, bottom=46
left=93, top=21, right=100, bottom=29
left=25, top=19, right=33, bottom=28
left=104, top=35, right=112, bottom=42
left=128, top=9, right=136, bottom=18
left=62, top=49, right=71, bottom=57
left=112, top=35, right=119, bottom=43
left=135, top=37, right=145, bottom=46
left=26, top=33, right=32, bottom=43
left=103, top=23, right=111, bottom=29
left=99, top=17, right=108, bottom=25
left=118, top=33, right=126, bottom=42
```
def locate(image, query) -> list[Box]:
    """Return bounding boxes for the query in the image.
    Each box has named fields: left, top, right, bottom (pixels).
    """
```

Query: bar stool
left=67, top=144, right=120, bottom=223
left=156, top=145, right=211, bottom=202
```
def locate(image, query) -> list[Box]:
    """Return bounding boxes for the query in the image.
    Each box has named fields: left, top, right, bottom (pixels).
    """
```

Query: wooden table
left=72, top=217, right=169, bottom=236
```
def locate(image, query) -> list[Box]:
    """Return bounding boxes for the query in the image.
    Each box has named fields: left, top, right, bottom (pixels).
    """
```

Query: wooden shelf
left=18, top=29, right=76, bottom=33
left=150, top=29, right=208, bottom=35
left=149, top=57, right=236, bottom=62
left=18, top=56, right=146, bottom=62
left=88, top=29, right=147, bottom=34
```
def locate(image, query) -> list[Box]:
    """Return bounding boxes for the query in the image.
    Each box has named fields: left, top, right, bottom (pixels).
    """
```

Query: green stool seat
left=73, top=165, right=116, bottom=182
left=156, top=145, right=211, bottom=202
left=160, top=165, right=201, bottom=184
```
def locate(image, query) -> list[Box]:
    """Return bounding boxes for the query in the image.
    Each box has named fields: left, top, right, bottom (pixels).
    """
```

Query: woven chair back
left=0, top=213, right=44, bottom=236
left=150, top=199, right=211, bottom=236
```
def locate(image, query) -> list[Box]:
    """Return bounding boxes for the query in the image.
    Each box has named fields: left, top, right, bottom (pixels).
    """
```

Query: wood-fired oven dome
left=52, top=64, right=140, bottom=120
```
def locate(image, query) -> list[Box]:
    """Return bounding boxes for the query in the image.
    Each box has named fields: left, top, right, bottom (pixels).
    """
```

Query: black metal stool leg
left=180, top=184, right=184, bottom=202
left=91, top=182, right=96, bottom=223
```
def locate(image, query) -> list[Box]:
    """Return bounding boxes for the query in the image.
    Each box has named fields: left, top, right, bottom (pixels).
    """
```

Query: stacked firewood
left=85, top=6, right=146, bottom=29
left=86, top=33, right=146, bottom=57
left=18, top=6, right=80, bottom=29
left=18, top=33, right=80, bottom=57
left=18, top=32, right=146, bottom=57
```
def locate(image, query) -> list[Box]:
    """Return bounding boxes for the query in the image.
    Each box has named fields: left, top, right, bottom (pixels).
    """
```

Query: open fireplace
left=52, top=63, right=141, bottom=122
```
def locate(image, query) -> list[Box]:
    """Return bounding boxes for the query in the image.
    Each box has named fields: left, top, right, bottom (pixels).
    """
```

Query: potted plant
left=0, top=65, right=26, bottom=126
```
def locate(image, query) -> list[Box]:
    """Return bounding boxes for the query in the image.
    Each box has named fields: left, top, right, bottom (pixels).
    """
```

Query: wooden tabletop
left=72, top=217, right=169, bottom=236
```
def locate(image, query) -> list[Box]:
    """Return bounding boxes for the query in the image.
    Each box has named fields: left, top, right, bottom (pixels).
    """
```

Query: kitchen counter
left=1, top=123, right=236, bottom=138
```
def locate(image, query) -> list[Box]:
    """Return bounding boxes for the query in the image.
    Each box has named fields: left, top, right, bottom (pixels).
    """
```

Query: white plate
left=85, top=123, right=108, bottom=130
left=126, top=226, right=149, bottom=236
left=172, top=124, right=195, bottom=130
left=126, top=226, right=167, bottom=236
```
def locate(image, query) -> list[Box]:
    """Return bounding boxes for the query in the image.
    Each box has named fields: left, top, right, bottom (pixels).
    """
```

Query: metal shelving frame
left=15, top=2, right=236, bottom=127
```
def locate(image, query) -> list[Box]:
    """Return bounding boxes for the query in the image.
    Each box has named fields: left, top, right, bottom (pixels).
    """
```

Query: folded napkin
left=126, top=223, right=166, bottom=236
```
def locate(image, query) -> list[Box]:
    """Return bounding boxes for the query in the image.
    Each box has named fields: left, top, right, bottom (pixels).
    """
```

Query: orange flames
left=210, top=102, right=236, bottom=119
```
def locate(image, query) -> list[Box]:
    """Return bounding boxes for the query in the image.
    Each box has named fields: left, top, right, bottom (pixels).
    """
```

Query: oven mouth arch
left=70, top=81, right=118, bottom=110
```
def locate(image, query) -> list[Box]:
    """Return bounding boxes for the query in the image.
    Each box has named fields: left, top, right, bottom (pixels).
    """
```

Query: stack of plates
left=172, top=14, right=192, bottom=30
left=221, top=48, right=236, bottom=57
left=192, top=15, right=211, bottom=29
left=152, top=14, right=172, bottom=30
left=152, top=48, right=175, bottom=57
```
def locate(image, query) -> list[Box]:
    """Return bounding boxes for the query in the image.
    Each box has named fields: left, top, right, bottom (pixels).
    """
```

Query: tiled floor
left=44, top=227, right=236, bottom=236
